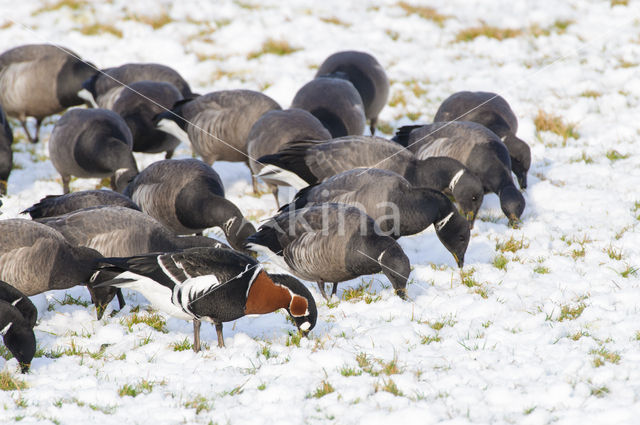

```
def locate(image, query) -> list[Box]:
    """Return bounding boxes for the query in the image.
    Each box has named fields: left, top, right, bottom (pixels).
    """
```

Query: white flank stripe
left=177, top=275, right=221, bottom=312
left=175, top=260, right=192, bottom=279
left=223, top=217, right=237, bottom=234
left=157, top=119, right=191, bottom=145
left=435, top=212, right=454, bottom=231
left=245, top=265, right=264, bottom=298
left=257, top=165, right=310, bottom=190
left=158, top=256, right=182, bottom=285
left=448, top=169, right=465, bottom=192
left=77, top=88, right=98, bottom=108
left=0, top=322, right=12, bottom=336
left=11, top=297, right=22, bottom=307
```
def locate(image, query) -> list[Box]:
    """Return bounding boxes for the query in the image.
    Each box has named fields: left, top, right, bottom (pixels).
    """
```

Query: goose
left=290, top=75, right=366, bottom=138
left=109, top=80, right=184, bottom=158
left=79, top=62, right=193, bottom=109
left=94, top=247, right=317, bottom=351
left=257, top=136, right=484, bottom=224
left=247, top=108, right=331, bottom=205
left=154, top=90, right=281, bottom=191
left=123, top=158, right=256, bottom=250
left=22, top=189, right=140, bottom=219
left=0, top=283, right=36, bottom=373
left=315, top=51, right=389, bottom=135
left=393, top=121, right=525, bottom=225
left=433, top=91, right=531, bottom=189
left=48, top=108, right=138, bottom=194
left=283, top=168, right=469, bottom=267
left=0, top=105, right=12, bottom=195
left=0, top=219, right=119, bottom=316
left=0, top=44, right=97, bottom=143
left=246, top=203, right=411, bottom=300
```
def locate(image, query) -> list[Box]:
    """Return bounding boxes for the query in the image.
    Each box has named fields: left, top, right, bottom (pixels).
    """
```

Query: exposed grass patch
left=571, top=245, right=586, bottom=260
left=569, top=330, right=590, bottom=341
left=619, top=264, right=638, bottom=278
left=455, top=24, right=522, bottom=42
left=569, top=152, right=593, bottom=164
left=605, top=149, right=629, bottom=161
left=534, top=110, right=579, bottom=142
left=590, top=385, right=610, bottom=397
left=130, top=12, right=173, bottom=30
left=405, top=112, right=421, bottom=121
left=0, top=372, right=27, bottom=391
left=397, top=2, right=448, bottom=26
left=170, top=338, right=192, bottom=352
left=493, top=254, right=508, bottom=270
left=308, top=380, right=335, bottom=398
left=375, top=378, right=403, bottom=396
left=534, top=265, right=550, bottom=274
left=420, top=334, right=441, bottom=344
left=78, top=22, right=123, bottom=38
left=611, top=0, right=628, bottom=5
left=428, top=315, right=457, bottom=331
left=605, top=245, right=623, bottom=260
left=319, top=16, right=350, bottom=27
left=376, top=120, right=394, bottom=135
left=55, top=293, right=91, bottom=307
left=260, top=345, right=275, bottom=359
left=248, top=39, right=300, bottom=59
left=342, top=279, right=381, bottom=304
left=496, top=235, right=529, bottom=253
left=580, top=90, right=602, bottom=98
left=118, top=379, right=160, bottom=397
left=557, top=302, right=587, bottom=322
left=32, top=0, right=87, bottom=14
left=591, top=347, right=620, bottom=367
left=120, top=312, right=168, bottom=333
left=339, top=365, right=362, bottom=377
left=184, top=395, right=212, bottom=414
left=388, top=91, right=407, bottom=107
left=285, top=331, right=302, bottom=347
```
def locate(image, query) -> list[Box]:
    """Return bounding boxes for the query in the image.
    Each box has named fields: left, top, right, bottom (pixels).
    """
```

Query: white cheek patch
left=449, top=169, right=465, bottom=192
left=299, top=321, right=311, bottom=331
left=435, top=212, right=454, bottom=231
left=0, top=322, right=12, bottom=336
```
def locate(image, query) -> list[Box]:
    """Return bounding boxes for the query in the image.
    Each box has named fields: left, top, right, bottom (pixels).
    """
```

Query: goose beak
left=395, top=288, right=408, bottom=301
left=465, top=211, right=475, bottom=228
left=95, top=304, right=107, bottom=320
left=508, top=214, right=521, bottom=228
left=453, top=253, right=464, bottom=269
left=20, top=363, right=30, bottom=374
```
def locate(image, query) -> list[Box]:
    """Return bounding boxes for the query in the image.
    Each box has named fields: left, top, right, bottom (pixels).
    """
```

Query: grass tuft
left=118, top=379, right=159, bottom=397
left=120, top=312, right=168, bottom=333
left=493, top=254, right=508, bottom=270
left=605, top=149, right=629, bottom=161
left=455, top=24, right=522, bottom=42
left=342, top=279, right=381, bottom=304
left=308, top=380, right=335, bottom=398
left=534, top=110, right=579, bottom=142
left=319, top=16, right=351, bottom=27
left=397, top=2, right=448, bottom=26
left=170, top=338, right=192, bottom=352
left=619, top=264, right=638, bottom=278
left=285, top=331, right=302, bottom=347
left=0, top=372, right=28, bottom=391
left=590, top=347, right=620, bottom=367
left=339, top=365, right=362, bottom=377
left=496, top=235, right=529, bottom=253
left=33, top=0, right=87, bottom=14
left=557, top=303, right=587, bottom=322
left=78, top=22, right=123, bottom=38
left=130, top=12, right=173, bottom=30
left=375, top=378, right=403, bottom=396
left=248, top=39, right=300, bottom=59
left=184, top=395, right=212, bottom=414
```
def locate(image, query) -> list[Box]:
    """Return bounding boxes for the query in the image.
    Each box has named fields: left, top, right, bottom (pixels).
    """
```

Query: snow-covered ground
left=2, top=0, right=640, bottom=423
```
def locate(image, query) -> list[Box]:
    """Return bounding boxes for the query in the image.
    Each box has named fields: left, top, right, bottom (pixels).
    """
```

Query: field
left=1, top=0, right=640, bottom=424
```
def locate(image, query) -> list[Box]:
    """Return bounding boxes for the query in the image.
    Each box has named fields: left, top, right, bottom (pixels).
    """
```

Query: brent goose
left=48, top=108, right=138, bottom=194
left=433, top=91, right=531, bottom=189
left=94, top=247, right=317, bottom=351
left=393, top=121, right=525, bottom=225
left=0, top=44, right=97, bottom=143
left=0, top=281, right=36, bottom=373
left=315, top=51, right=389, bottom=135
left=0, top=105, right=12, bottom=195
left=246, top=203, right=411, bottom=300
left=22, top=189, right=140, bottom=219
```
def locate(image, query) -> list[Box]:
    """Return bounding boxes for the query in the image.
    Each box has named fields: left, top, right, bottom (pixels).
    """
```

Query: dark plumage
left=0, top=219, right=117, bottom=316
left=0, top=280, right=37, bottom=329
left=110, top=80, right=184, bottom=158
left=0, top=44, right=97, bottom=143
left=433, top=91, right=531, bottom=189
left=315, top=51, right=389, bottom=135
left=0, top=105, right=13, bottom=195
left=22, top=189, right=140, bottom=219
left=284, top=168, right=469, bottom=267
left=79, top=62, right=193, bottom=109
left=246, top=203, right=411, bottom=300
left=393, top=121, right=525, bottom=225
left=257, top=136, right=484, bottom=224
left=0, top=286, right=36, bottom=373
left=48, top=108, right=139, bottom=194
left=290, top=75, right=366, bottom=138
left=94, top=247, right=317, bottom=351
left=247, top=108, right=331, bottom=204
left=124, top=159, right=256, bottom=250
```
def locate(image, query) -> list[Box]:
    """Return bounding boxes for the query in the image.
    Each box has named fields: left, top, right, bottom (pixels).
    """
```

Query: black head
left=3, top=321, right=36, bottom=373
left=450, top=171, right=484, bottom=226
left=434, top=209, right=470, bottom=268
left=378, top=243, right=411, bottom=300
left=499, top=186, right=525, bottom=227
left=503, top=133, right=531, bottom=189
left=81, top=72, right=99, bottom=97
left=152, top=98, right=193, bottom=130
left=270, top=274, right=317, bottom=335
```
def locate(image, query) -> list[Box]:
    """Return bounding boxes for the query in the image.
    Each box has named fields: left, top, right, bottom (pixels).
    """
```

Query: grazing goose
left=79, top=62, right=193, bottom=109
left=257, top=136, right=484, bottom=224
left=0, top=280, right=37, bottom=329
left=0, top=44, right=97, bottom=143
left=154, top=90, right=281, bottom=190
left=290, top=75, right=366, bottom=138
left=0, top=290, right=36, bottom=373
left=124, top=159, right=256, bottom=250
left=0, top=219, right=118, bottom=316
left=246, top=203, right=411, bottom=300
left=284, top=168, right=469, bottom=267
left=433, top=91, right=531, bottom=189
left=0, top=105, right=13, bottom=195
left=22, top=189, right=140, bottom=219
left=110, top=80, right=184, bottom=158
left=315, top=51, right=389, bottom=135
left=94, top=247, right=317, bottom=351
left=49, top=108, right=138, bottom=194
left=247, top=108, right=331, bottom=204
left=393, top=122, right=525, bottom=225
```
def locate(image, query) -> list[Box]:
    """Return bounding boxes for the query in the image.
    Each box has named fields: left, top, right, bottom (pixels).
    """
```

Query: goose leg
left=33, top=118, right=42, bottom=144
left=215, top=322, right=225, bottom=348
left=317, top=280, right=329, bottom=301
left=369, top=116, right=378, bottom=136
left=271, top=185, right=280, bottom=209
left=62, top=175, right=71, bottom=194
left=116, top=289, right=126, bottom=309
left=193, top=319, right=201, bottom=352
left=251, top=174, right=259, bottom=195
left=19, top=119, right=36, bottom=144
left=331, top=282, right=339, bottom=298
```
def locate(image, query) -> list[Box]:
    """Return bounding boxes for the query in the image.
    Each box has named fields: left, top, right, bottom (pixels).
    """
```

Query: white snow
left=2, top=0, right=640, bottom=424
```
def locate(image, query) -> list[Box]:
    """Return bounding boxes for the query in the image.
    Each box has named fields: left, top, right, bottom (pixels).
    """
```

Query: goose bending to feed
left=94, top=247, right=317, bottom=351
left=291, top=76, right=366, bottom=138
left=79, top=62, right=193, bottom=109
left=247, top=108, right=331, bottom=205
left=22, top=189, right=140, bottom=219
left=433, top=91, right=531, bottom=189
left=49, top=108, right=138, bottom=194
left=258, top=136, right=484, bottom=224
left=246, top=203, right=411, bottom=300
left=393, top=122, right=525, bottom=225
left=154, top=90, right=280, bottom=190
left=284, top=168, right=469, bottom=267
left=0, top=44, right=97, bottom=143
left=0, top=105, right=13, bottom=195
left=110, top=81, right=184, bottom=158
left=315, top=51, right=389, bottom=135
left=0, top=281, right=36, bottom=373
left=0, top=219, right=119, bottom=317
left=124, top=159, right=256, bottom=250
